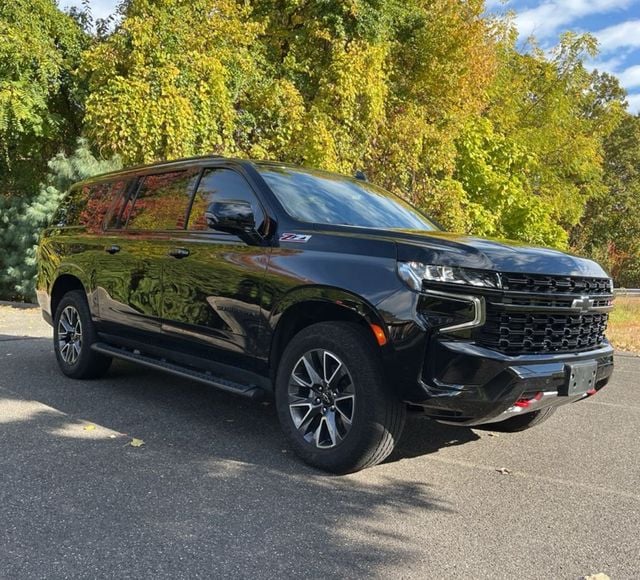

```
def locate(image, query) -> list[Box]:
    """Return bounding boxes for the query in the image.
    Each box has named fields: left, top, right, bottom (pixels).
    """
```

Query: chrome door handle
left=168, top=247, right=190, bottom=259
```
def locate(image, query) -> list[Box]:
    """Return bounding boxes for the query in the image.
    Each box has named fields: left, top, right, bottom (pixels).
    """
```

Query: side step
left=91, top=342, right=265, bottom=400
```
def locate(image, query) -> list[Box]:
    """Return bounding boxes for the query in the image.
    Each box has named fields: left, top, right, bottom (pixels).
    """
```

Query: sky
left=60, top=0, right=640, bottom=113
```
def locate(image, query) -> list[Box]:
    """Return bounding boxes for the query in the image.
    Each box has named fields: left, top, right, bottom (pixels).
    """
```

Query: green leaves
left=1, top=0, right=639, bottom=299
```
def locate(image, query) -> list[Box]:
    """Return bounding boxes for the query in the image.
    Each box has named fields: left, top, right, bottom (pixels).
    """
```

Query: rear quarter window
left=80, top=180, right=128, bottom=233
left=53, top=180, right=129, bottom=232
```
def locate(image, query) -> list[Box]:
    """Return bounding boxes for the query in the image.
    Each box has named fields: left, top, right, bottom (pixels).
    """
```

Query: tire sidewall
left=275, top=322, right=393, bottom=472
left=53, top=291, right=95, bottom=378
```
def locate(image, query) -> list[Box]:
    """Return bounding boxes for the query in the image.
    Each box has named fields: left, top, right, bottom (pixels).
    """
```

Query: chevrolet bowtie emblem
left=571, top=295, right=594, bottom=311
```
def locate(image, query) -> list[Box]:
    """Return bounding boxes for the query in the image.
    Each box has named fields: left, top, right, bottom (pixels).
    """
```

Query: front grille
left=478, top=308, right=609, bottom=354
left=501, top=273, right=612, bottom=295
left=474, top=274, right=612, bottom=355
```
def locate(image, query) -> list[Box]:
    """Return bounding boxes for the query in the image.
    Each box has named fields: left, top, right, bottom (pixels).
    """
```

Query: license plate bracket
left=562, top=360, right=598, bottom=396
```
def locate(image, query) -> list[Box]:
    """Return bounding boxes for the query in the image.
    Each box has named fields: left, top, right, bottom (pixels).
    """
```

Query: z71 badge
left=279, top=233, right=312, bottom=243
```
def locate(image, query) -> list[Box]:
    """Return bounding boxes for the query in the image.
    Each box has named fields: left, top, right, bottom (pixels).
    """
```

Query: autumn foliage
left=1, top=0, right=639, bottom=298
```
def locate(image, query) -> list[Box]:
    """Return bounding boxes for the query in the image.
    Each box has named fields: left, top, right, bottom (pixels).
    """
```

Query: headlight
left=397, top=262, right=501, bottom=291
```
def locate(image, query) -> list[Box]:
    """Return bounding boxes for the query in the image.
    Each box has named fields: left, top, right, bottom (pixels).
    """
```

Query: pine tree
left=0, top=139, right=121, bottom=300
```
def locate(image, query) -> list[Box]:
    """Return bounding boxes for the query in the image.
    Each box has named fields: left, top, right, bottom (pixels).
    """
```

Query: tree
left=81, top=0, right=264, bottom=164
left=573, top=113, right=640, bottom=286
left=0, top=0, right=87, bottom=197
left=450, top=30, right=626, bottom=247
left=251, top=0, right=497, bottom=232
left=0, top=140, right=121, bottom=299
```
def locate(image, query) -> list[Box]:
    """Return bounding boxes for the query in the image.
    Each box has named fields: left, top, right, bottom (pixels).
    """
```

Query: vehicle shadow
left=0, top=337, right=477, bottom=576
left=388, top=416, right=480, bottom=463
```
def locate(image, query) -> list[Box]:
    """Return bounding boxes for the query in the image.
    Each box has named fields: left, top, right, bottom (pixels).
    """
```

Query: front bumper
left=406, top=339, right=614, bottom=426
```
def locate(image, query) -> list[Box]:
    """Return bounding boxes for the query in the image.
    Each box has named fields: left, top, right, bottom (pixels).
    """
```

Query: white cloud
left=626, top=93, right=640, bottom=113
left=485, top=0, right=510, bottom=10
left=595, top=19, right=640, bottom=52
left=516, top=0, right=634, bottom=40
left=587, top=55, right=625, bottom=74
left=617, top=64, right=640, bottom=88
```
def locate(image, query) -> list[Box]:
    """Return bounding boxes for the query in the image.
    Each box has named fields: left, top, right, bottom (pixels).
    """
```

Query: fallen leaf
left=487, top=432, right=499, bottom=437
left=496, top=467, right=512, bottom=475
left=129, top=438, right=145, bottom=447
left=83, top=424, right=96, bottom=431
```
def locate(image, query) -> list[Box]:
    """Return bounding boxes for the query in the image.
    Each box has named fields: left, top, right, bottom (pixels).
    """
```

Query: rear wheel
left=275, top=321, right=406, bottom=473
left=483, top=407, right=557, bottom=433
left=53, top=290, right=112, bottom=379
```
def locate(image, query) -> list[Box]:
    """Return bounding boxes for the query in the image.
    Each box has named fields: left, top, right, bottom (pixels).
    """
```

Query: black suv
left=37, top=156, right=615, bottom=472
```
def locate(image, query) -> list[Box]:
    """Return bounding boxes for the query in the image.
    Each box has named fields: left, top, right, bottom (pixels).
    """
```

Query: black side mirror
left=204, top=200, right=256, bottom=235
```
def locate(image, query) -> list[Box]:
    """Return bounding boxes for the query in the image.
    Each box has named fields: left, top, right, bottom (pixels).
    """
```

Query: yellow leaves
left=129, top=438, right=145, bottom=447
left=82, top=0, right=257, bottom=164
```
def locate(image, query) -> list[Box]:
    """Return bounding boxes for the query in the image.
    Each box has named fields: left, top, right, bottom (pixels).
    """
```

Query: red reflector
left=587, top=388, right=597, bottom=396
left=514, top=392, right=543, bottom=408
left=370, top=324, right=387, bottom=346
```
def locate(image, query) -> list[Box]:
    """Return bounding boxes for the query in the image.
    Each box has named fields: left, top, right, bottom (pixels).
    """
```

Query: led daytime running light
left=397, top=262, right=501, bottom=291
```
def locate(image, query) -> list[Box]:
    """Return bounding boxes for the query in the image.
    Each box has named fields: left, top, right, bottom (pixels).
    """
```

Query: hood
left=315, top=226, right=609, bottom=278
left=394, top=230, right=609, bottom=277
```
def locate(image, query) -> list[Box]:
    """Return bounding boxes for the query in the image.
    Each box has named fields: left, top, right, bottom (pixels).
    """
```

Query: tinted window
left=52, top=186, right=85, bottom=227
left=125, top=169, right=199, bottom=230
left=258, top=166, right=437, bottom=230
left=53, top=180, right=128, bottom=231
left=188, top=168, right=264, bottom=231
left=79, top=180, right=128, bottom=233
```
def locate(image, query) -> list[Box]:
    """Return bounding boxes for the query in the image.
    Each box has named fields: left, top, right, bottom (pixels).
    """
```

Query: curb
left=615, top=350, right=640, bottom=358
left=0, top=300, right=39, bottom=309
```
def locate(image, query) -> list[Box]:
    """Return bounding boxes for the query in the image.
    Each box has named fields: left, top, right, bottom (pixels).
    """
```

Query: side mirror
left=204, top=200, right=256, bottom=235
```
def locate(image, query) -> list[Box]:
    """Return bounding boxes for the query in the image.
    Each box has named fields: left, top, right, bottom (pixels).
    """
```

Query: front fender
left=268, top=284, right=387, bottom=332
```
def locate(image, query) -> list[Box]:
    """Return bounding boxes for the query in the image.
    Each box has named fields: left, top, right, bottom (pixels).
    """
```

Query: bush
left=0, top=139, right=121, bottom=301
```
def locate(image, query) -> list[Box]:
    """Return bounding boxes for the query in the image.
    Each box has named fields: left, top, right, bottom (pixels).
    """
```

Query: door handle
left=105, top=245, right=121, bottom=254
left=168, top=247, right=190, bottom=259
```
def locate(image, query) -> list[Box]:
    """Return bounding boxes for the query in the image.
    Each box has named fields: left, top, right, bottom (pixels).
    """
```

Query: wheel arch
left=268, top=286, right=388, bottom=379
left=50, top=273, right=87, bottom=318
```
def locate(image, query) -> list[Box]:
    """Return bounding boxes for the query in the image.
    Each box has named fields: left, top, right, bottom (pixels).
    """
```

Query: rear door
left=95, top=168, right=199, bottom=338
left=160, top=164, right=272, bottom=369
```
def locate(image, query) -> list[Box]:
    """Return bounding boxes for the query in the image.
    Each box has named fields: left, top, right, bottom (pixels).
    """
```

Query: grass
left=608, top=296, right=640, bottom=353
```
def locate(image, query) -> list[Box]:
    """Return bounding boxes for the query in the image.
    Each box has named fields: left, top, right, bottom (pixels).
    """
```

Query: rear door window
left=187, top=168, right=265, bottom=231
left=123, top=169, right=200, bottom=231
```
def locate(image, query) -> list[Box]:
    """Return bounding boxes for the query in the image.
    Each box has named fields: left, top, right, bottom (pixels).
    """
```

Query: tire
left=53, top=290, right=112, bottom=379
left=275, top=321, right=406, bottom=473
left=482, top=407, right=557, bottom=433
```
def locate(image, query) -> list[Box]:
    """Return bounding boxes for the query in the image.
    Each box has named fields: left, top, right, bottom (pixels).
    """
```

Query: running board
left=91, top=342, right=265, bottom=400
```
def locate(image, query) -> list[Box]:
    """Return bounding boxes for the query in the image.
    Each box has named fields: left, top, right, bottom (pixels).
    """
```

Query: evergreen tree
left=0, top=140, right=121, bottom=300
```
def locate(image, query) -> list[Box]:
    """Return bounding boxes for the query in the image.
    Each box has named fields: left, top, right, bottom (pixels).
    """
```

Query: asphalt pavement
left=1, top=305, right=639, bottom=579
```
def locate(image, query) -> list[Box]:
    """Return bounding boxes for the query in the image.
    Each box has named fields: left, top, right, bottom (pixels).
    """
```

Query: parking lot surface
left=1, top=305, right=639, bottom=579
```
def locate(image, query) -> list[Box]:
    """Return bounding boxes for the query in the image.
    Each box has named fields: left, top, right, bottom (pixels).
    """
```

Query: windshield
left=257, top=165, right=438, bottom=230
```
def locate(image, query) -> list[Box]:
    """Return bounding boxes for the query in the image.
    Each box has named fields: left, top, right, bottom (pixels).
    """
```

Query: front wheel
left=275, top=321, right=406, bottom=473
